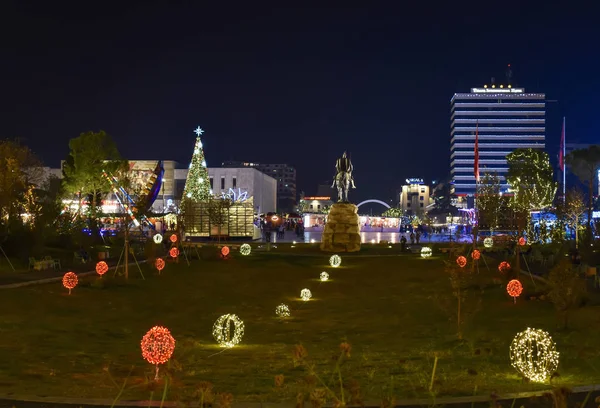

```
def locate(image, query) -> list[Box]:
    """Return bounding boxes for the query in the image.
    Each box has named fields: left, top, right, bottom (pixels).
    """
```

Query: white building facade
left=399, top=178, right=432, bottom=215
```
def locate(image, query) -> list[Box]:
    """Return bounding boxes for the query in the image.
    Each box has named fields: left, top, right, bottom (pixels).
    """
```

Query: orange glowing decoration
left=456, top=256, right=467, bottom=268
left=507, top=279, right=523, bottom=303
left=155, top=258, right=165, bottom=272
left=95, top=261, right=109, bottom=276
left=498, top=261, right=511, bottom=274
left=221, top=246, right=230, bottom=257
left=169, top=247, right=179, bottom=258
left=471, top=249, right=481, bottom=260
left=518, top=237, right=526, bottom=246
left=62, top=272, right=78, bottom=294
left=170, top=234, right=178, bottom=243
left=140, top=325, right=176, bottom=379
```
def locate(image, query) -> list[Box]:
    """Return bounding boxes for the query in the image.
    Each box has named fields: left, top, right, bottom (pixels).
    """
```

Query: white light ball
left=300, top=288, right=312, bottom=301
left=194, top=149, right=199, bottom=154
left=202, top=160, right=207, bottom=167
left=198, top=141, right=203, bottom=148
left=275, top=304, right=290, bottom=318
left=329, top=254, right=341, bottom=268
left=320, top=272, right=329, bottom=281
left=310, top=239, right=315, bottom=243
left=484, top=237, right=494, bottom=248
left=186, top=192, right=192, bottom=198
left=421, top=246, right=432, bottom=258
left=212, top=314, right=245, bottom=348
left=240, top=243, right=251, bottom=256
left=510, top=327, right=559, bottom=383
left=198, top=177, right=204, bottom=183
left=153, top=234, right=163, bottom=244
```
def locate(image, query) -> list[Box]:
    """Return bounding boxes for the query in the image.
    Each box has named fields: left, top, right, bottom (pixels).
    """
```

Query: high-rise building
left=222, top=161, right=296, bottom=212
left=399, top=178, right=432, bottom=215
left=450, top=83, right=545, bottom=203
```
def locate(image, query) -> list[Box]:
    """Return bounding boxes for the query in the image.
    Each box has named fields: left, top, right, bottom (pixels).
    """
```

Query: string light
left=221, top=246, right=230, bottom=257
left=170, top=247, right=179, bottom=258
left=62, top=272, right=78, bottom=294
left=240, top=243, right=251, bottom=256
left=456, top=256, right=467, bottom=268
left=484, top=237, right=494, bottom=248
left=320, top=272, right=329, bottom=281
left=155, top=258, right=165, bottom=272
left=300, top=288, right=312, bottom=301
left=507, top=279, right=523, bottom=302
left=471, top=249, right=481, bottom=260
left=153, top=234, right=163, bottom=244
left=510, top=328, right=559, bottom=382
left=275, top=304, right=290, bottom=318
left=499, top=261, right=511, bottom=274
left=141, top=326, right=176, bottom=379
left=329, top=255, right=341, bottom=268
left=212, top=314, right=245, bottom=348
left=421, top=247, right=432, bottom=258
left=518, top=237, right=526, bottom=246
left=95, top=261, right=108, bottom=276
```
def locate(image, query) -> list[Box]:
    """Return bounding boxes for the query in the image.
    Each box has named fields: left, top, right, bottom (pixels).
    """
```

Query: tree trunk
left=588, top=178, right=593, bottom=241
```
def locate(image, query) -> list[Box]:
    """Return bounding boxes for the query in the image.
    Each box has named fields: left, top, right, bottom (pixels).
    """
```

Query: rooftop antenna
left=506, top=64, right=513, bottom=86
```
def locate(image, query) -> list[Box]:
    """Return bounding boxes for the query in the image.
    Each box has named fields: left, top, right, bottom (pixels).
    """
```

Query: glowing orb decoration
left=155, top=258, right=165, bottom=272
left=484, top=237, right=494, bottom=248
left=510, top=328, right=559, bottom=382
left=170, top=234, right=178, bottom=243
left=421, top=247, right=432, bottom=258
left=371, top=239, right=375, bottom=244
left=240, top=243, right=251, bottom=256
left=153, top=234, right=163, bottom=244
left=271, top=215, right=279, bottom=221
left=95, top=261, right=108, bottom=276
left=62, top=272, right=78, bottom=294
left=471, top=249, right=481, bottom=260
left=300, top=288, right=312, bottom=301
left=292, top=241, right=297, bottom=245
left=329, top=255, right=342, bottom=268
left=275, top=304, right=290, bottom=318
left=518, top=237, right=526, bottom=246
left=212, top=314, right=245, bottom=348
left=498, top=261, right=511, bottom=274
left=507, top=279, right=523, bottom=300
left=456, top=256, right=467, bottom=268
left=320, top=271, right=329, bottom=281
left=140, top=326, right=176, bottom=365
left=311, top=239, right=316, bottom=243
left=169, top=247, right=179, bottom=258
left=221, top=246, right=230, bottom=257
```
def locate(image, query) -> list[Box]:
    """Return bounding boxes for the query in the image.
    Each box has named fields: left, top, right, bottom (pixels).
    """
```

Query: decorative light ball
left=329, top=254, right=342, bottom=268
left=153, top=234, right=163, bottom=244
left=320, top=271, right=329, bottom=281
left=311, top=239, right=316, bottom=243
left=509, top=328, right=559, bottom=382
left=471, top=249, right=481, bottom=260
left=169, top=247, right=179, bottom=258
left=198, top=177, right=204, bottom=183
left=300, top=288, right=312, bottom=301
left=186, top=192, right=192, bottom=198
left=292, top=241, right=297, bottom=245
left=140, top=326, right=176, bottom=365
left=170, top=234, right=178, bottom=243
left=212, top=314, right=245, bottom=348
left=271, top=215, right=279, bottom=221
left=155, top=258, right=165, bottom=272
left=240, top=243, right=251, bottom=256
left=275, top=304, right=290, bottom=318
left=201, top=160, right=207, bottom=167
left=221, top=246, right=230, bottom=257
left=194, top=148, right=200, bottom=154
left=421, top=247, right=432, bottom=258
left=456, top=256, right=467, bottom=268
left=95, top=261, right=108, bottom=276
left=62, top=272, right=78, bottom=294
left=518, top=237, right=526, bottom=246
left=484, top=237, right=494, bottom=248
left=507, top=279, right=523, bottom=298
left=499, top=261, right=511, bottom=274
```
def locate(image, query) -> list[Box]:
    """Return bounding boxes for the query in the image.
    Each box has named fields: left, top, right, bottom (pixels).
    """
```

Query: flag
left=474, top=120, right=479, bottom=182
left=558, top=117, right=565, bottom=171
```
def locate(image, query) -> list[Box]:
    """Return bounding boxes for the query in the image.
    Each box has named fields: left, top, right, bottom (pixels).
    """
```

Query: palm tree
left=566, top=145, right=600, bottom=238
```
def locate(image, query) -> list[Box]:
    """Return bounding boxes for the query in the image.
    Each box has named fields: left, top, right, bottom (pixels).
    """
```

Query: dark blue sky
left=2, top=2, right=598, bottom=203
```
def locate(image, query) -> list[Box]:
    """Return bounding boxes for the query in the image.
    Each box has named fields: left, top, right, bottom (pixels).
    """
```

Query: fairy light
left=507, top=279, right=523, bottom=303
left=141, top=326, right=176, bottom=379
left=62, top=272, right=78, bottom=294
left=95, top=261, right=108, bottom=276
left=300, top=288, right=312, bottom=301
left=499, top=261, right=511, bottom=274
left=240, top=243, right=251, bottom=256
left=221, top=246, right=230, bottom=257
left=518, top=237, right=526, bottom=246
left=153, top=234, right=163, bottom=244
left=155, top=258, right=165, bottom=272
left=329, top=255, right=341, bottom=268
left=170, top=234, right=178, bottom=243
left=456, top=256, right=467, bottom=268
left=471, top=249, right=481, bottom=260
left=484, top=237, right=494, bottom=248
left=320, top=271, right=329, bottom=281
left=170, top=247, right=179, bottom=258
left=421, top=247, right=432, bottom=258
left=275, top=304, right=290, bottom=318
left=510, top=327, right=559, bottom=382
left=212, top=314, right=245, bottom=348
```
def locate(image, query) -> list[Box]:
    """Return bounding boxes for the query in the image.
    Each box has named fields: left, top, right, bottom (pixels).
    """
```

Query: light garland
left=62, top=272, right=78, bottom=294
left=275, top=304, right=290, bottom=318
left=155, top=258, right=165, bottom=272
left=421, top=247, right=432, bottom=258
left=456, top=256, right=467, bottom=268
left=320, top=271, right=329, bottom=281
left=329, top=255, right=341, bottom=268
left=170, top=234, right=178, bottom=243
left=221, top=246, right=230, bottom=257
left=499, top=261, right=511, bottom=274
left=300, top=288, right=312, bottom=301
left=140, top=325, right=176, bottom=379
left=212, top=314, right=245, bottom=348
left=509, top=327, right=559, bottom=382
left=95, top=261, right=108, bottom=276
left=484, top=237, right=494, bottom=248
left=507, top=279, right=523, bottom=302
left=182, top=127, right=211, bottom=202
left=471, top=249, right=481, bottom=260
left=153, top=234, right=163, bottom=244
left=170, top=247, right=179, bottom=258
left=240, top=243, right=251, bottom=256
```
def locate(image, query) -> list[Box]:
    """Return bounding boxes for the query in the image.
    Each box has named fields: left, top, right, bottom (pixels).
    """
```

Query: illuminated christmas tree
left=182, top=126, right=211, bottom=202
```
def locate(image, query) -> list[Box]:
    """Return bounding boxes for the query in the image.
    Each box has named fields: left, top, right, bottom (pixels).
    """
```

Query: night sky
left=2, top=2, right=599, bottom=203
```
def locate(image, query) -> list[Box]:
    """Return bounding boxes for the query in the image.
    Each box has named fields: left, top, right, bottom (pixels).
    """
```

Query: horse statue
left=331, top=151, right=356, bottom=202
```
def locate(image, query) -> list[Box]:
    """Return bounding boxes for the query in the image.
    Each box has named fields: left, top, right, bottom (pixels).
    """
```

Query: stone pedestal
left=320, top=203, right=361, bottom=252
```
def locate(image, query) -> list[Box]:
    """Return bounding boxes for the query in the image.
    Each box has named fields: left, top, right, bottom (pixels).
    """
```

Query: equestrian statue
left=331, top=151, right=356, bottom=202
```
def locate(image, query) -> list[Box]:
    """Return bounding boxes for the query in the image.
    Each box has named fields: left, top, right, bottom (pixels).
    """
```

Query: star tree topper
left=194, top=126, right=204, bottom=136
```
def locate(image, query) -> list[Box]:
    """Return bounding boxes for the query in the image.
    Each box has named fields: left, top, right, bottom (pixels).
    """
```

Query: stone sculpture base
left=320, top=203, right=361, bottom=253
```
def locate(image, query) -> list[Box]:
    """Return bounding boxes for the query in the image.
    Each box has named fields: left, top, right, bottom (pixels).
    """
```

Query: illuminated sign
left=593, top=211, right=600, bottom=218
left=405, top=178, right=424, bottom=184
left=303, top=196, right=332, bottom=200
left=471, top=88, right=524, bottom=93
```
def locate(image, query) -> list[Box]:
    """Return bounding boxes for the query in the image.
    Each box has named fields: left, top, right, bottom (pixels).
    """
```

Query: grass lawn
left=0, top=247, right=599, bottom=404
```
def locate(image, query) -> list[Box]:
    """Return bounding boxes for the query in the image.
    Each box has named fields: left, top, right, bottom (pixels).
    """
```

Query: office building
left=399, top=178, right=432, bottom=215
left=450, top=81, right=545, bottom=202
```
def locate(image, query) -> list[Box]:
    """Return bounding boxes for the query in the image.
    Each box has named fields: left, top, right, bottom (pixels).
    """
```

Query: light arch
left=356, top=199, right=391, bottom=209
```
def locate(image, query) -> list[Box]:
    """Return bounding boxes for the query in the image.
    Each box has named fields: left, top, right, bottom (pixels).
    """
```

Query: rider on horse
left=332, top=151, right=356, bottom=201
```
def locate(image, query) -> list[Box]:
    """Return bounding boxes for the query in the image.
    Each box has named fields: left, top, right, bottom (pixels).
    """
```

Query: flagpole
left=562, top=117, right=566, bottom=201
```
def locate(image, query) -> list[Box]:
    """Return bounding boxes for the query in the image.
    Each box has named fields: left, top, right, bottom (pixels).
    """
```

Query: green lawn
left=0, top=248, right=599, bottom=404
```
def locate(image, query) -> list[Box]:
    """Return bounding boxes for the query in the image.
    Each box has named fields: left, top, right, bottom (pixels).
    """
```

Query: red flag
left=558, top=117, right=565, bottom=171
left=474, top=120, right=479, bottom=182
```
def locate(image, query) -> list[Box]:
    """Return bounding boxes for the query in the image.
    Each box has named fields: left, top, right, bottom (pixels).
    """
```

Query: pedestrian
left=410, top=232, right=415, bottom=244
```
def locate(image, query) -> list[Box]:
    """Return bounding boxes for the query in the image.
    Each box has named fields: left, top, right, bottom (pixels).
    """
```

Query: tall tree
left=566, top=145, right=600, bottom=236
left=506, top=148, right=557, bottom=213
left=557, top=188, right=586, bottom=248
left=182, top=127, right=211, bottom=203
left=476, top=172, right=504, bottom=233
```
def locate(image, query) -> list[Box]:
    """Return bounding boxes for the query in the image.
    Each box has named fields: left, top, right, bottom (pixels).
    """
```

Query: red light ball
left=155, top=258, right=165, bottom=271
left=518, top=237, right=526, bottom=246
left=95, top=261, right=108, bottom=276
left=456, top=256, right=467, bottom=268
left=221, top=246, right=230, bottom=257
left=140, top=326, right=176, bottom=365
left=471, top=249, right=481, bottom=260
left=170, top=234, right=178, bottom=243
left=62, top=272, right=78, bottom=291
left=507, top=279, right=523, bottom=298
left=169, top=247, right=179, bottom=258
left=498, top=261, right=511, bottom=273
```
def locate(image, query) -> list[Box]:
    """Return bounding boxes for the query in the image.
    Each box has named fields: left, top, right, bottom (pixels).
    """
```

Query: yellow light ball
left=510, top=327, right=559, bottom=382
left=300, top=288, right=312, bottom=301
left=212, top=314, right=245, bottom=348
left=239, top=243, right=251, bottom=256
left=320, top=271, right=329, bottom=281
left=484, top=237, right=494, bottom=248
left=329, top=255, right=341, bottom=268
left=153, top=234, right=163, bottom=244
left=421, top=247, right=432, bottom=258
left=275, top=304, right=290, bottom=318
